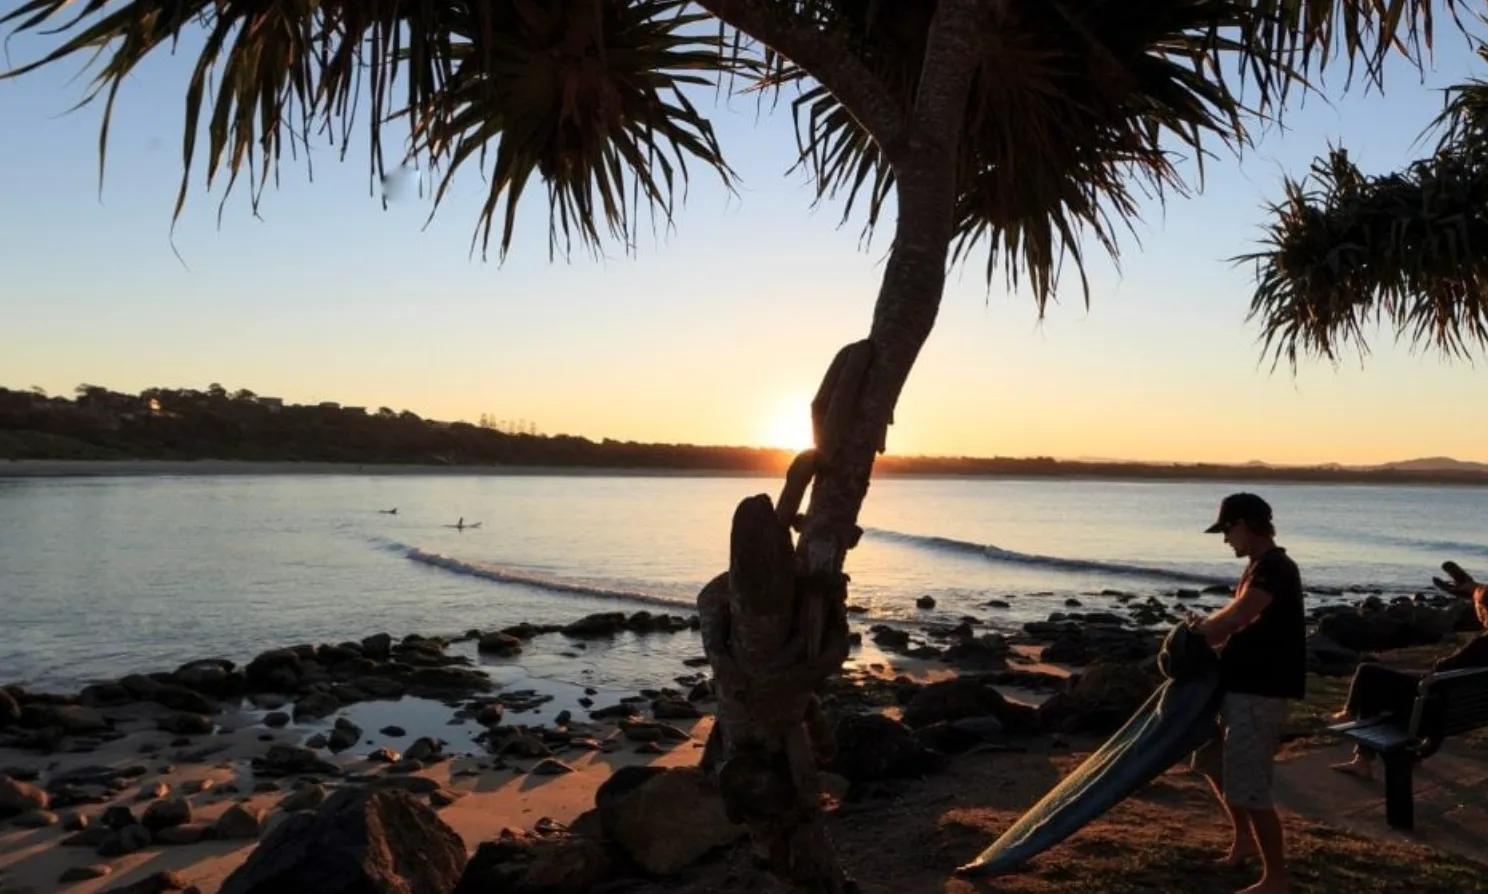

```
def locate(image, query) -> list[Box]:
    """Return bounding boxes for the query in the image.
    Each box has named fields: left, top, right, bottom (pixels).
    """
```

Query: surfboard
left=956, top=626, right=1223, bottom=878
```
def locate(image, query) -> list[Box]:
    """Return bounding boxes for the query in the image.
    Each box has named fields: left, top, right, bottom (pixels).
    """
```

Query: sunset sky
left=2, top=20, right=1486, bottom=466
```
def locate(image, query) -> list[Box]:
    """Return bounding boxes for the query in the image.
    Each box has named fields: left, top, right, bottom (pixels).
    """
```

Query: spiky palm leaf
left=766, top=0, right=1460, bottom=311
left=1242, top=44, right=1488, bottom=368
left=0, top=0, right=732, bottom=259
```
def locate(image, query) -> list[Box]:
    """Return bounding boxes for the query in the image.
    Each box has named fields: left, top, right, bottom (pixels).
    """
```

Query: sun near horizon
left=760, top=396, right=816, bottom=453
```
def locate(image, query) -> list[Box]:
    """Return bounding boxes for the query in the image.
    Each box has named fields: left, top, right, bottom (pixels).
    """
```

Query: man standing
left=1189, top=492, right=1306, bottom=894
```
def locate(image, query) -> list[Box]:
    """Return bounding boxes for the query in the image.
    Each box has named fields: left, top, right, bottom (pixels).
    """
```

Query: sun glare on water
left=763, top=399, right=815, bottom=452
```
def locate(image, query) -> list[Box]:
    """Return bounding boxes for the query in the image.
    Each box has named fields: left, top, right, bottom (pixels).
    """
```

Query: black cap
left=1204, top=492, right=1272, bottom=534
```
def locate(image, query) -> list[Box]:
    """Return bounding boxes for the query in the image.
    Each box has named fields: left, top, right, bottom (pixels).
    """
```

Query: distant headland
left=3, top=384, right=1485, bottom=486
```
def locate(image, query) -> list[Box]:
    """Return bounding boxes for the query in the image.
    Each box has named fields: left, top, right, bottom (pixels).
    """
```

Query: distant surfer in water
left=378, top=508, right=398, bottom=515
left=446, top=517, right=481, bottom=531
left=1188, top=493, right=1305, bottom=894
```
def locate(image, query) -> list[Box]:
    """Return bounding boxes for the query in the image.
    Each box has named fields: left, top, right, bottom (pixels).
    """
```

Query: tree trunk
left=697, top=158, right=963, bottom=894
left=695, top=4, right=987, bottom=891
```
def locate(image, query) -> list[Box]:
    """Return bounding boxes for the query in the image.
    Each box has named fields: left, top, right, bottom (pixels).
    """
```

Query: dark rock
left=405, top=737, right=443, bottom=763
left=278, top=784, right=328, bottom=813
left=379, top=725, right=407, bottom=737
left=476, top=632, right=523, bottom=657
left=245, top=649, right=304, bottom=693
left=254, top=744, right=340, bottom=777
left=218, top=788, right=465, bottom=894
left=79, top=682, right=135, bottom=707
left=360, top=633, right=394, bottom=660
left=100, top=805, right=137, bottom=829
left=870, top=626, right=911, bottom=651
left=531, top=759, right=575, bottom=776
left=1317, top=610, right=1413, bottom=653
left=596, top=766, right=745, bottom=874
left=121, top=675, right=218, bottom=715
left=294, top=692, right=342, bottom=722
left=561, top=612, right=628, bottom=638
left=327, top=724, right=361, bottom=753
left=942, top=633, right=1011, bottom=668
left=97, top=823, right=152, bottom=856
left=1307, top=632, right=1361, bottom=677
left=453, top=833, right=612, bottom=894
left=214, top=804, right=266, bottom=840
left=916, top=595, right=936, bottom=610
left=650, top=697, right=701, bottom=720
left=827, top=714, right=941, bottom=782
left=901, top=678, right=1014, bottom=730
left=1045, top=662, right=1159, bottom=736
left=141, top=797, right=193, bottom=832
left=913, top=715, right=1006, bottom=754
left=171, top=659, right=245, bottom=699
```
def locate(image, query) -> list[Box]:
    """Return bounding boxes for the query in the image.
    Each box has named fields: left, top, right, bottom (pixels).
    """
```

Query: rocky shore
left=2, top=591, right=1483, bottom=894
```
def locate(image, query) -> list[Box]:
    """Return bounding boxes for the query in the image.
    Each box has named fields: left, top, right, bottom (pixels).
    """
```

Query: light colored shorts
left=1191, top=692, right=1288, bottom=810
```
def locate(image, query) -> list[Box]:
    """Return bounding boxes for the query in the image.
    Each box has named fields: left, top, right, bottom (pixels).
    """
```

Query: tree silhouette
left=2, top=2, right=1468, bottom=888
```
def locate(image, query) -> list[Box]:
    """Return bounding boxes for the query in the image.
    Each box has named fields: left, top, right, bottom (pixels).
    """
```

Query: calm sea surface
left=2, top=473, right=1485, bottom=692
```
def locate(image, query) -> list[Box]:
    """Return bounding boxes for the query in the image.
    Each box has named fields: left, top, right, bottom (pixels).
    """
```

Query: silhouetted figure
left=1328, top=561, right=1488, bottom=779
left=444, top=516, right=481, bottom=531
left=378, top=508, right=398, bottom=515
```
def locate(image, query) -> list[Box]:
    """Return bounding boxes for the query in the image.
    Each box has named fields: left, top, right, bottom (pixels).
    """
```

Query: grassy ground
left=638, top=745, right=1488, bottom=894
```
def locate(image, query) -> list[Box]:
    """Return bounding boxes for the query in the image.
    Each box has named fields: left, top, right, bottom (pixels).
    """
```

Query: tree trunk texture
left=696, top=3, right=990, bottom=891
left=694, top=131, right=968, bottom=894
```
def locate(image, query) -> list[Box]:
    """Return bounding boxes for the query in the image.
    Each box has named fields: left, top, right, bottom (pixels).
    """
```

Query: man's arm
left=1196, top=586, right=1274, bottom=648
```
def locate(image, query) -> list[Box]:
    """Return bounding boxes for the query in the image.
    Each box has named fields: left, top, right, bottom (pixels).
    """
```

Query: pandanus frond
left=0, top=0, right=734, bottom=259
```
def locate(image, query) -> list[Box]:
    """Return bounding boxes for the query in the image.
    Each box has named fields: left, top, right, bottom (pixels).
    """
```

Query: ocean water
left=2, top=473, right=1484, bottom=693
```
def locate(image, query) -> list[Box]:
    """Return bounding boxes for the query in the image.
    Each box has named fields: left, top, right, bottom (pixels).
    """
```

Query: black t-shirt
left=1220, top=547, right=1307, bottom=699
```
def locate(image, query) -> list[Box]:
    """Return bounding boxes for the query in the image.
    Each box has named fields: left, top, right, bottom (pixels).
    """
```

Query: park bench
left=1327, top=666, right=1488, bottom=830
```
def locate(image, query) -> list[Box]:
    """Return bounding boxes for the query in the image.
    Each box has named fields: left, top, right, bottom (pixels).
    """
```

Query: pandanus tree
left=1245, top=41, right=1488, bottom=367
left=1, top=1, right=1470, bottom=890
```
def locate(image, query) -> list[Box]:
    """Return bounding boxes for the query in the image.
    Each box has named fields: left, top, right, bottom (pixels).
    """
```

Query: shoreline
left=5, top=603, right=1484, bottom=894
left=4, top=458, right=1488, bottom=488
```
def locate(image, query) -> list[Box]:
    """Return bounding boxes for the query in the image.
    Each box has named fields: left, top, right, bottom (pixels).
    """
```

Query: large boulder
left=453, top=832, right=615, bottom=894
left=1317, top=611, right=1413, bottom=653
left=827, top=714, right=940, bottom=782
left=171, top=659, right=246, bottom=699
left=219, top=788, right=464, bottom=894
left=245, top=649, right=304, bottom=693
left=1044, top=662, right=1158, bottom=736
left=900, top=678, right=1011, bottom=730
left=1306, top=632, right=1360, bottom=678
left=593, top=767, right=745, bottom=874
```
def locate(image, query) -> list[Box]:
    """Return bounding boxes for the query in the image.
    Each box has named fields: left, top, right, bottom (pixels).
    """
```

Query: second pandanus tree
left=1245, top=40, right=1488, bottom=369
left=2, top=1, right=1470, bottom=890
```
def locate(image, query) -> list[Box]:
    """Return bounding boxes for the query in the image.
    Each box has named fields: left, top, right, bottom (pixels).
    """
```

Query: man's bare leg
left=1203, top=776, right=1257, bottom=865
left=1237, top=807, right=1290, bottom=894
